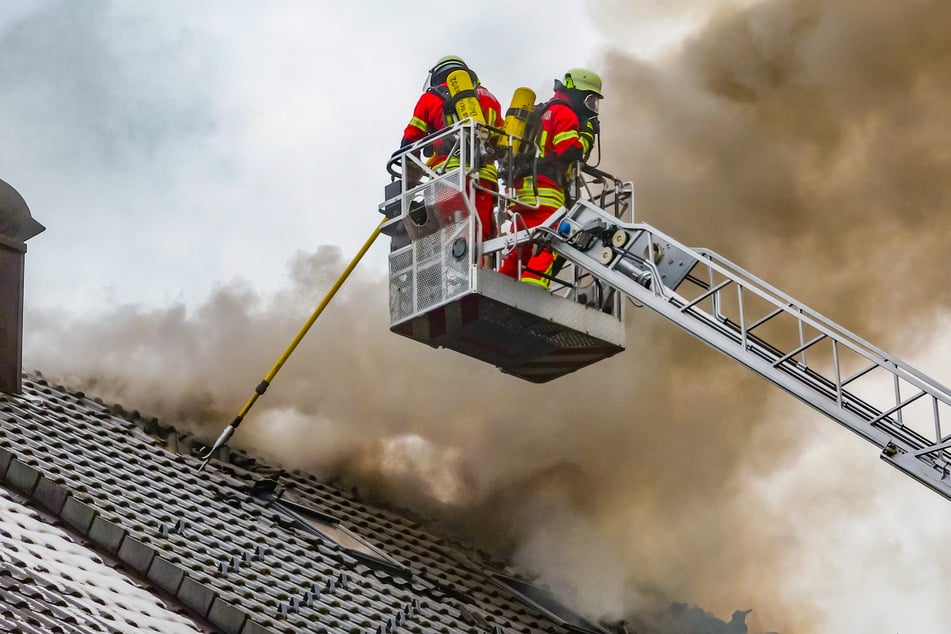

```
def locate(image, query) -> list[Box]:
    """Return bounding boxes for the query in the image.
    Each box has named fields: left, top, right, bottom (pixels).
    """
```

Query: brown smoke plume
left=600, top=0, right=951, bottom=338
left=24, top=0, right=951, bottom=632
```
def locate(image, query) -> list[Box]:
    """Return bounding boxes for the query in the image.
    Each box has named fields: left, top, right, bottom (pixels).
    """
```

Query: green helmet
left=429, top=55, right=469, bottom=87
left=563, top=68, right=603, bottom=97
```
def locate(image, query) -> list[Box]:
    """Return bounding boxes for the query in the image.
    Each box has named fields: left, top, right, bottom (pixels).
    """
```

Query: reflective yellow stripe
left=521, top=256, right=555, bottom=288
left=580, top=134, right=592, bottom=154
left=516, top=179, right=564, bottom=208
left=520, top=277, right=549, bottom=288
left=408, top=117, right=428, bottom=134
left=553, top=130, right=579, bottom=146
left=579, top=126, right=593, bottom=154
left=516, top=187, right=563, bottom=207
left=479, top=164, right=498, bottom=181
left=444, top=156, right=498, bottom=182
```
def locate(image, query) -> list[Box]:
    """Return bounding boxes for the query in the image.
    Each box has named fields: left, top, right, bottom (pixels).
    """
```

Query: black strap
left=516, top=157, right=566, bottom=186
left=429, top=85, right=451, bottom=109
left=444, top=88, right=478, bottom=116
left=430, top=85, right=480, bottom=118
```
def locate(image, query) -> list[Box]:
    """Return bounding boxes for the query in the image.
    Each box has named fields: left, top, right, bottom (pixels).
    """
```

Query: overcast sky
left=0, top=0, right=663, bottom=313
left=4, top=2, right=951, bottom=633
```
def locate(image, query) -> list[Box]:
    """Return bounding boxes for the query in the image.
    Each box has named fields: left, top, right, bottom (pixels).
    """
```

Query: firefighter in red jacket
left=398, top=55, right=503, bottom=243
left=500, top=68, right=603, bottom=287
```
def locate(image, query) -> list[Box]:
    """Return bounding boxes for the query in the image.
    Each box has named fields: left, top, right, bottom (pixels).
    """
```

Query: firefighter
left=397, top=55, right=503, bottom=243
left=499, top=68, right=602, bottom=287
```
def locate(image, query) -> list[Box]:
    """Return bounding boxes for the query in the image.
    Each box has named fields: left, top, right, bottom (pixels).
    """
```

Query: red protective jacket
left=400, top=82, right=503, bottom=240
left=401, top=82, right=502, bottom=183
left=401, top=84, right=502, bottom=147
left=513, top=91, right=594, bottom=210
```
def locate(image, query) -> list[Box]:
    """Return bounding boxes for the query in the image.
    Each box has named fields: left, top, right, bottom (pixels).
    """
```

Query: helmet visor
left=583, top=93, right=601, bottom=114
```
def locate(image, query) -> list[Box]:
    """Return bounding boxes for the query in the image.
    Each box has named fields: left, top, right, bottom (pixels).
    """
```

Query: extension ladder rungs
left=545, top=199, right=951, bottom=501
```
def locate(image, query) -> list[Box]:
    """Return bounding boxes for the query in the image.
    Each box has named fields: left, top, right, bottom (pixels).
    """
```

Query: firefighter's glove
left=587, top=116, right=600, bottom=135
left=392, top=136, right=414, bottom=157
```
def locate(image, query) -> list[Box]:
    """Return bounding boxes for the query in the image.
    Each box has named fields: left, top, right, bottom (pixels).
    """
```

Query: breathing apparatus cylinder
left=446, top=69, right=485, bottom=124
left=499, top=87, right=536, bottom=153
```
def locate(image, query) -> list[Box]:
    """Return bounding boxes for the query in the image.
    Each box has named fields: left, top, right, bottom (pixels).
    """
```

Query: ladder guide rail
left=544, top=200, right=951, bottom=500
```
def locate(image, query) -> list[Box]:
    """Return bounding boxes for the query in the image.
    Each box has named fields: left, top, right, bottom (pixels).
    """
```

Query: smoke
left=26, top=246, right=780, bottom=627
left=19, top=0, right=951, bottom=632
left=600, top=0, right=951, bottom=340
left=591, top=0, right=951, bottom=629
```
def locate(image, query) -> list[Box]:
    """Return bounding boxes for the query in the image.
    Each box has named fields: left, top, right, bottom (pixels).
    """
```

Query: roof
left=0, top=486, right=205, bottom=633
left=0, top=372, right=611, bottom=634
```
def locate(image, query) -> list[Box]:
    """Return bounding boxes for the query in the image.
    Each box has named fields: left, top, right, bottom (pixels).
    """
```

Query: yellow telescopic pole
left=198, top=219, right=385, bottom=471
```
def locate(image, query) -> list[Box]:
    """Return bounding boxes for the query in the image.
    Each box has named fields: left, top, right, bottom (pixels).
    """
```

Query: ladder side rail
left=690, top=248, right=900, bottom=377
left=549, top=235, right=951, bottom=500
left=550, top=236, right=898, bottom=449
left=731, top=327, right=917, bottom=439
left=695, top=247, right=951, bottom=396
left=605, top=222, right=951, bottom=408
left=548, top=202, right=951, bottom=472
left=696, top=252, right=951, bottom=414
left=735, top=327, right=892, bottom=424
left=660, top=233, right=951, bottom=448
left=694, top=245, right=895, bottom=360
left=685, top=303, right=933, bottom=449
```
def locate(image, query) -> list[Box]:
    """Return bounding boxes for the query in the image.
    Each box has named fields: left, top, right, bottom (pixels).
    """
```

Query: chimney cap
left=0, top=178, right=45, bottom=242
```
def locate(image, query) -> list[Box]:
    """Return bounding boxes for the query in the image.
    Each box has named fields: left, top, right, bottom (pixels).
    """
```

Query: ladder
left=383, top=119, right=951, bottom=502
left=535, top=196, right=951, bottom=501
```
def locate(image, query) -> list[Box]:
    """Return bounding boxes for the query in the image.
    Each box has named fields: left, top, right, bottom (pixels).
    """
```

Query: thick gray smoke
left=600, top=0, right=951, bottom=341
left=21, top=0, right=951, bottom=632
left=590, top=0, right=951, bottom=629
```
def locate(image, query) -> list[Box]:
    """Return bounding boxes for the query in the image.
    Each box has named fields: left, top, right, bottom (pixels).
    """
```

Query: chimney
left=0, top=179, right=44, bottom=395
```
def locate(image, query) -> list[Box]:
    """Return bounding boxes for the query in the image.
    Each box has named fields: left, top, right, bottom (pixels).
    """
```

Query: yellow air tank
left=499, top=87, right=536, bottom=153
left=446, top=69, right=485, bottom=124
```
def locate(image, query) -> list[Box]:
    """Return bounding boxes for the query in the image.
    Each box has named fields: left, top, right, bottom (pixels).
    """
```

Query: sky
left=4, top=2, right=951, bottom=633
left=0, top=0, right=618, bottom=312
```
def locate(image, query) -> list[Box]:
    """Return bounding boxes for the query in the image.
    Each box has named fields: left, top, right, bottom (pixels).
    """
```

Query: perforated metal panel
left=389, top=218, right=474, bottom=323
left=388, top=248, right=415, bottom=323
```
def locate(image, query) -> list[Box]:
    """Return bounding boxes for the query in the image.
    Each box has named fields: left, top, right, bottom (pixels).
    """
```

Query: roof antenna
left=198, top=219, right=384, bottom=472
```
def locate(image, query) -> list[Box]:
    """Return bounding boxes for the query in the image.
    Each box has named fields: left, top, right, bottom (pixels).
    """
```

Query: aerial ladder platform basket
left=381, top=121, right=643, bottom=383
